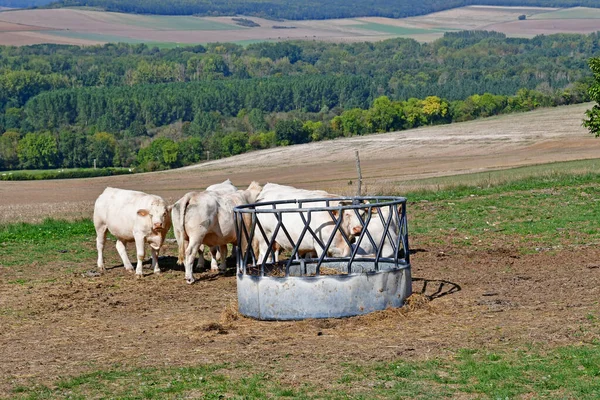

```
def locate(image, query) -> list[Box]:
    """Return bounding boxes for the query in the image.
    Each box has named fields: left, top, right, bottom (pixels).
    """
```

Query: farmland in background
left=1, top=6, right=600, bottom=46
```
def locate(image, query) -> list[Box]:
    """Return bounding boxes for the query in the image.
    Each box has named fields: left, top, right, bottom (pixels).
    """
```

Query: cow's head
left=331, top=201, right=367, bottom=238
left=244, top=181, right=263, bottom=204
left=137, top=199, right=171, bottom=235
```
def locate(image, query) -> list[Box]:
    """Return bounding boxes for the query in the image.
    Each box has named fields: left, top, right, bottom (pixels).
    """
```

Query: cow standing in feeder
left=253, top=183, right=365, bottom=263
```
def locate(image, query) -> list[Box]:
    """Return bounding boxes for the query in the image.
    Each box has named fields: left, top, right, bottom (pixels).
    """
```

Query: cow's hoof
left=125, top=267, right=134, bottom=273
left=135, top=274, right=143, bottom=279
left=153, top=270, right=161, bottom=275
left=186, top=278, right=195, bottom=285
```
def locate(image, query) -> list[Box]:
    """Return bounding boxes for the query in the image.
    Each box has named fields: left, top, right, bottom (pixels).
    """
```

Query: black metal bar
left=234, top=211, right=242, bottom=273
left=287, top=209, right=313, bottom=274
left=315, top=206, right=345, bottom=274
left=378, top=203, right=398, bottom=256
left=347, top=205, right=374, bottom=273
left=402, top=203, right=410, bottom=265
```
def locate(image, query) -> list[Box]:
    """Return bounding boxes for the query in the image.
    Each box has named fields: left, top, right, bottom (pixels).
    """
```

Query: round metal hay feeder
left=234, top=196, right=411, bottom=320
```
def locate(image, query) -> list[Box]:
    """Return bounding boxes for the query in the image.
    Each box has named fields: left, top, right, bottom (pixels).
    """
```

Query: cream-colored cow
left=93, top=187, right=171, bottom=277
left=172, top=182, right=262, bottom=284
left=253, top=183, right=365, bottom=263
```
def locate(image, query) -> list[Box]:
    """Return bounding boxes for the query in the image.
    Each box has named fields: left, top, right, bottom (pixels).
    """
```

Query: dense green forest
left=0, top=31, right=597, bottom=172
left=38, top=0, right=600, bottom=19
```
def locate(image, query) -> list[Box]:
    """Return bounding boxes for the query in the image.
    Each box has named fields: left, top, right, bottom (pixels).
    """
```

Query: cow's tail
left=176, top=193, right=193, bottom=264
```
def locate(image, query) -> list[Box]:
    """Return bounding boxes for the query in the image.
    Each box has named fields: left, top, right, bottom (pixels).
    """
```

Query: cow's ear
left=352, top=225, right=362, bottom=235
left=331, top=209, right=339, bottom=217
left=167, top=205, right=173, bottom=213
left=137, top=209, right=149, bottom=217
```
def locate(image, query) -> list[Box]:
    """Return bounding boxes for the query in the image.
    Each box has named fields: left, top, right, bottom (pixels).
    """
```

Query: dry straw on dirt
left=220, top=300, right=241, bottom=325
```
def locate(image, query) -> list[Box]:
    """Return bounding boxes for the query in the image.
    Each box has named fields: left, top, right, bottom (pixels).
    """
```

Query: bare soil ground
left=1, top=238, right=599, bottom=396
left=0, top=5, right=598, bottom=46
left=0, top=103, right=597, bottom=225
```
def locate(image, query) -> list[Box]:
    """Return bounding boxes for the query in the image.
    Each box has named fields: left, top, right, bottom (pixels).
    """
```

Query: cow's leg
left=210, top=246, right=219, bottom=271
left=314, top=241, right=325, bottom=258
left=133, top=234, right=146, bottom=278
left=257, top=240, right=268, bottom=264
left=184, top=233, right=205, bottom=284
left=151, top=247, right=160, bottom=274
left=273, top=243, right=280, bottom=263
left=95, top=224, right=107, bottom=272
left=115, top=239, right=134, bottom=272
left=217, top=244, right=227, bottom=272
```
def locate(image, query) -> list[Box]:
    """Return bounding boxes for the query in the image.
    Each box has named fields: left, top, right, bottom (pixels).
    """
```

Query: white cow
left=93, top=187, right=172, bottom=277
left=172, top=181, right=262, bottom=284
left=253, top=183, right=365, bottom=263
left=352, top=205, right=402, bottom=258
left=206, top=179, right=237, bottom=194
left=202, top=179, right=238, bottom=269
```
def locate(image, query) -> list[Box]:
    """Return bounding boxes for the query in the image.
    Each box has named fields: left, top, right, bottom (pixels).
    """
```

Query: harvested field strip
left=43, top=30, right=144, bottom=43
left=530, top=7, right=600, bottom=20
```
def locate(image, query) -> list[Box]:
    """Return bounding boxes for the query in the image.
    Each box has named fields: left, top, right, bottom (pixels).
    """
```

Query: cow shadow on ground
left=100, top=255, right=237, bottom=280
left=156, top=255, right=238, bottom=279
left=406, top=248, right=461, bottom=300
left=411, top=277, right=461, bottom=300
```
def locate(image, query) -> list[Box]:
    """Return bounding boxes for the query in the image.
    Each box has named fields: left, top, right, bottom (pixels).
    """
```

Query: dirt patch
left=0, top=21, right=47, bottom=32
left=1, top=241, right=599, bottom=395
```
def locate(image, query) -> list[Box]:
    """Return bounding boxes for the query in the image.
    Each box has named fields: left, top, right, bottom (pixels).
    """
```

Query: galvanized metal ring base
left=234, top=196, right=411, bottom=320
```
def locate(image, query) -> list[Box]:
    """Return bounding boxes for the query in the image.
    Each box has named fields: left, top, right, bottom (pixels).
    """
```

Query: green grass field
left=97, top=12, right=243, bottom=30
left=0, top=167, right=133, bottom=180
left=10, top=344, right=600, bottom=399
left=349, top=21, right=441, bottom=35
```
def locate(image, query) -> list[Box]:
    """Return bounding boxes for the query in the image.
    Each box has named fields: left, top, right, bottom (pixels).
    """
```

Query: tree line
left=1, top=31, right=598, bottom=172
left=1, top=31, right=598, bottom=112
left=40, top=0, right=600, bottom=20
left=1, top=86, right=589, bottom=172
